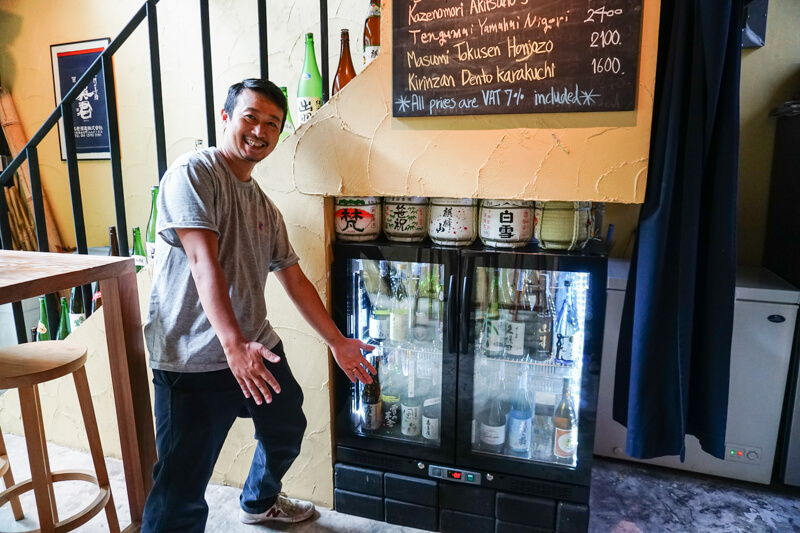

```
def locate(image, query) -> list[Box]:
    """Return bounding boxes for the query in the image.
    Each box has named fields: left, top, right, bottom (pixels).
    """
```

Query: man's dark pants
left=141, top=342, right=307, bottom=533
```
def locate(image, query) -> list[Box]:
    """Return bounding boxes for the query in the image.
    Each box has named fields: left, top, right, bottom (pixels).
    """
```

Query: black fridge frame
left=456, top=246, right=608, bottom=489
left=331, top=240, right=461, bottom=465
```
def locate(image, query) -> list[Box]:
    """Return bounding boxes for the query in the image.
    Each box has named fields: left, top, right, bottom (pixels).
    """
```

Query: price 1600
left=592, top=57, right=622, bottom=74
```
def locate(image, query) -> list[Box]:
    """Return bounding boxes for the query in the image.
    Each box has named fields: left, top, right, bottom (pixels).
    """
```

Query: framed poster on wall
left=50, top=38, right=111, bottom=160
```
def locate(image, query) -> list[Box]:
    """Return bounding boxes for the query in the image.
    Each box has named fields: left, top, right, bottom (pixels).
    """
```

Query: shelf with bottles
left=471, top=360, right=581, bottom=468
left=352, top=346, right=443, bottom=447
left=472, top=267, right=589, bottom=370
left=356, top=258, right=445, bottom=351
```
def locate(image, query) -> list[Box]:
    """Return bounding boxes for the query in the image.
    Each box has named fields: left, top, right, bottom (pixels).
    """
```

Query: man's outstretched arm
left=274, top=263, right=376, bottom=384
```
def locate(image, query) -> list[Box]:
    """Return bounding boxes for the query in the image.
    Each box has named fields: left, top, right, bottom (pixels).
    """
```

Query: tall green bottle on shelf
left=297, top=33, right=323, bottom=126
left=279, top=86, right=296, bottom=143
left=36, top=296, right=50, bottom=342
left=146, top=186, right=159, bottom=262
left=56, top=297, right=70, bottom=340
left=132, top=227, right=147, bottom=273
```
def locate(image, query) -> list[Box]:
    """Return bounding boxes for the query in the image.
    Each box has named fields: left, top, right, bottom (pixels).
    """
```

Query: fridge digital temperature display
left=429, top=465, right=481, bottom=485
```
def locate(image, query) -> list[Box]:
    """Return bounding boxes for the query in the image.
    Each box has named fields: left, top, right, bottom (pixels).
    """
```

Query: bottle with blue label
left=297, top=33, right=323, bottom=125
left=508, top=366, right=533, bottom=457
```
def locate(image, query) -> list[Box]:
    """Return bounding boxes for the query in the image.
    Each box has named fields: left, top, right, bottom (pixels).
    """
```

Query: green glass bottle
left=146, top=186, right=159, bottom=262
left=68, top=286, right=85, bottom=332
left=57, top=297, right=70, bottom=340
left=36, top=296, right=50, bottom=342
left=279, top=87, right=296, bottom=143
left=132, top=227, right=147, bottom=273
left=297, top=33, right=323, bottom=126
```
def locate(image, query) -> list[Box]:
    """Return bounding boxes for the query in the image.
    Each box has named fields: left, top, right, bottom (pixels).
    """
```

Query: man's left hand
left=331, top=338, right=377, bottom=384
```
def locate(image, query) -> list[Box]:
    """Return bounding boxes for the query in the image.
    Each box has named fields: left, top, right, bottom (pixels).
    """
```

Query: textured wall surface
left=282, top=1, right=659, bottom=202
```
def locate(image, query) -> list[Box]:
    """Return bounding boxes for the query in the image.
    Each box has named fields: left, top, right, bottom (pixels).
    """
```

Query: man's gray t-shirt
left=144, top=147, right=299, bottom=372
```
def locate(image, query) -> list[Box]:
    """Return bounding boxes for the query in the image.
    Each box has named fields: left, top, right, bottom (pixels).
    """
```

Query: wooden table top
left=0, top=250, right=134, bottom=305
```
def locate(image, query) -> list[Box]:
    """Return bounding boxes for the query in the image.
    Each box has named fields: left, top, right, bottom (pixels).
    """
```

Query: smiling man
left=141, top=79, right=375, bottom=532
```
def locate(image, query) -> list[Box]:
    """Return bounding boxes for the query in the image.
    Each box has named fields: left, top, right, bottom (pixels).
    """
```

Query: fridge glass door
left=470, top=266, right=589, bottom=469
left=348, top=257, right=446, bottom=447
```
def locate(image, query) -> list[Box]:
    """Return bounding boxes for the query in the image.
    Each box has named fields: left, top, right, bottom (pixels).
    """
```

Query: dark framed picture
left=50, top=38, right=111, bottom=160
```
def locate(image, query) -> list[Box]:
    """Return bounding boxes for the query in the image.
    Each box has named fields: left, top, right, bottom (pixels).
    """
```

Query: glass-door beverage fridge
left=331, top=241, right=607, bottom=533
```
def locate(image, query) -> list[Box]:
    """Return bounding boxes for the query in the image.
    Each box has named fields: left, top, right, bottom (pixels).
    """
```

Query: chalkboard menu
left=392, top=0, right=644, bottom=117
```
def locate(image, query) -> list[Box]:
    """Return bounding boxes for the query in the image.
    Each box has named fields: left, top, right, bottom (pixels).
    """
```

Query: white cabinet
left=593, top=261, right=800, bottom=484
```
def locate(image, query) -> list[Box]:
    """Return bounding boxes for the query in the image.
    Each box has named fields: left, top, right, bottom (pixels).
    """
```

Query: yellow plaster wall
left=287, top=0, right=658, bottom=202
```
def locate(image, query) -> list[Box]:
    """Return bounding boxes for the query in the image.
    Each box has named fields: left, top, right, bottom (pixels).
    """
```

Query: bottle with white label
left=553, top=377, right=578, bottom=464
left=362, top=0, right=381, bottom=66
left=145, top=185, right=159, bottom=262
left=422, top=369, right=441, bottom=445
left=297, top=33, right=323, bottom=125
left=482, top=269, right=505, bottom=357
left=359, top=352, right=382, bottom=432
left=479, top=372, right=507, bottom=454
left=132, top=227, right=147, bottom=273
left=504, top=270, right=528, bottom=359
left=68, top=286, right=86, bottom=332
left=508, top=367, right=533, bottom=457
left=400, top=355, right=422, bottom=440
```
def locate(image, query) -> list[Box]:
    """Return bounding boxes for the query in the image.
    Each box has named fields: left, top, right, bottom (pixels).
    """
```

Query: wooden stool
left=0, top=428, right=24, bottom=521
left=0, top=341, right=119, bottom=533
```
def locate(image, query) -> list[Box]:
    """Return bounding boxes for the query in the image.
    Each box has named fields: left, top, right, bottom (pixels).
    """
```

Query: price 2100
left=590, top=30, right=621, bottom=48
left=591, top=57, right=622, bottom=74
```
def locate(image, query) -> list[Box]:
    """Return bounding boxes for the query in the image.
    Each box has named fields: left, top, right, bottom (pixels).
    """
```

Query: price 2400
left=591, top=57, right=622, bottom=74
left=590, top=30, right=621, bottom=48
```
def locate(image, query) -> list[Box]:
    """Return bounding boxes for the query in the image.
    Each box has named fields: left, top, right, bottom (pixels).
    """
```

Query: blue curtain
left=613, top=0, right=743, bottom=460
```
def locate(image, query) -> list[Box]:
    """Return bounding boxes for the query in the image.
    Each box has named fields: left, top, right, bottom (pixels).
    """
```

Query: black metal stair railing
left=0, top=0, right=332, bottom=343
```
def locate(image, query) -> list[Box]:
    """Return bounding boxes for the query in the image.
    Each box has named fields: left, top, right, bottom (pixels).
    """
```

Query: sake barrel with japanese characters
left=479, top=199, right=535, bottom=248
left=383, top=196, right=427, bottom=242
left=334, top=197, right=381, bottom=241
left=428, top=198, right=477, bottom=247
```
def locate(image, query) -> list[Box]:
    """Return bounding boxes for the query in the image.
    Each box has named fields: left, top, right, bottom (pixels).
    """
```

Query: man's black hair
left=224, top=78, right=287, bottom=132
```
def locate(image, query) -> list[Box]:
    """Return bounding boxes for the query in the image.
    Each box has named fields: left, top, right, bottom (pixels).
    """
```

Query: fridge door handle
left=447, top=274, right=457, bottom=350
left=460, top=273, right=470, bottom=351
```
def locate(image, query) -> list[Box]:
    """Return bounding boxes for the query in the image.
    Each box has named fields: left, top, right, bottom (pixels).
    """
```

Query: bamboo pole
left=9, top=185, right=36, bottom=250
left=13, top=173, right=37, bottom=249
left=0, top=88, right=66, bottom=253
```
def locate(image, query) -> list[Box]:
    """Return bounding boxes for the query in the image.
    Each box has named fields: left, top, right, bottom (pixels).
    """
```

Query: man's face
left=220, top=89, right=284, bottom=164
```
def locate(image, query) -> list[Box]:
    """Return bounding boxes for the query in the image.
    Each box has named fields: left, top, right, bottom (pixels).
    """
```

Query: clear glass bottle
left=422, top=369, right=441, bottom=445
left=332, top=29, right=356, bottom=96
left=532, top=380, right=556, bottom=461
left=369, top=261, right=391, bottom=343
left=479, top=371, right=507, bottom=454
left=132, top=227, right=147, bottom=273
left=381, top=350, right=403, bottom=436
left=363, top=0, right=381, bottom=66
left=554, top=279, right=577, bottom=364
left=528, top=272, right=553, bottom=361
left=297, top=33, right=323, bottom=125
left=146, top=186, right=159, bottom=262
left=400, top=354, right=422, bottom=440
left=504, top=270, right=528, bottom=360
left=482, top=269, right=505, bottom=357
left=508, top=367, right=534, bottom=457
left=278, top=86, right=296, bottom=143
left=389, top=263, right=410, bottom=343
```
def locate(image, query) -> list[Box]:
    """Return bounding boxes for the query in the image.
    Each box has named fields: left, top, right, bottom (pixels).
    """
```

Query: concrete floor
left=0, top=433, right=798, bottom=532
